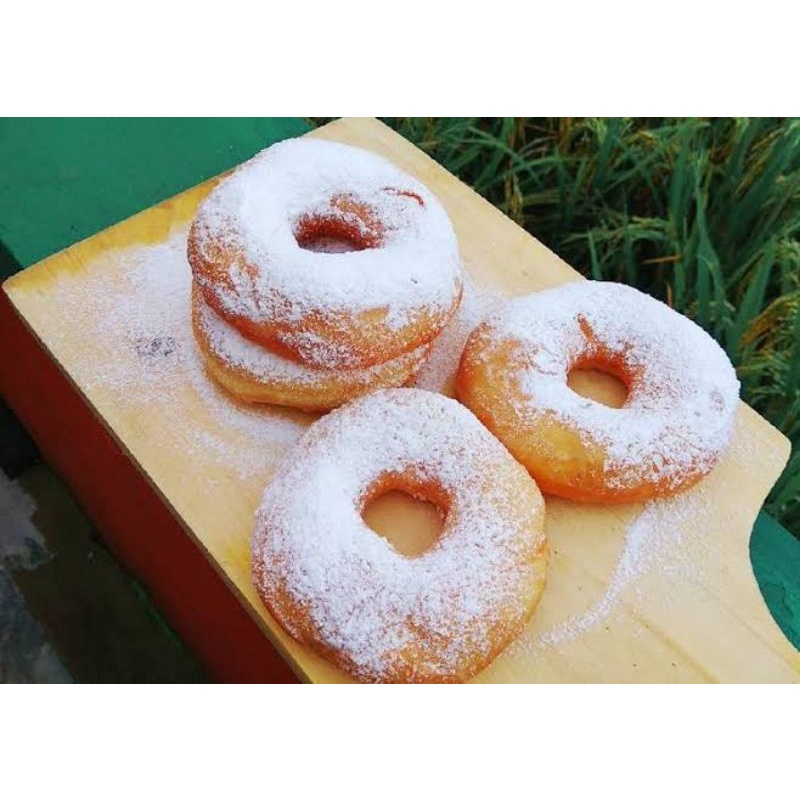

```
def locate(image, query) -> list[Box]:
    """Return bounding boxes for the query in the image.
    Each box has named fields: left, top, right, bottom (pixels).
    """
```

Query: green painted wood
left=0, top=117, right=310, bottom=271
left=751, top=511, right=800, bottom=649
left=0, top=116, right=796, bottom=660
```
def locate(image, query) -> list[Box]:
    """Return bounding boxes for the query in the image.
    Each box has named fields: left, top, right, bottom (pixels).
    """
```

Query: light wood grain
left=4, top=118, right=797, bottom=682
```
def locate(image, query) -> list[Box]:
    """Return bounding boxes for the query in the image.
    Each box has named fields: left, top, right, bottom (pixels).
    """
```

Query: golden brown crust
left=191, top=284, right=430, bottom=412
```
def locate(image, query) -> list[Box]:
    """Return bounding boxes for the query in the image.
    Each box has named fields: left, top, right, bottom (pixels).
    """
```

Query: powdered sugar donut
left=188, top=138, right=463, bottom=369
left=191, top=283, right=430, bottom=411
left=252, top=389, right=548, bottom=683
left=456, top=281, right=740, bottom=503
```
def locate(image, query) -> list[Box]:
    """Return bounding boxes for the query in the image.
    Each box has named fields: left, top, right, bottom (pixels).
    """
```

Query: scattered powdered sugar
left=528, top=490, right=706, bottom=652
left=252, top=389, right=545, bottom=682
left=191, top=137, right=463, bottom=366
left=472, top=281, right=740, bottom=492
left=413, top=272, right=502, bottom=394
left=46, top=227, right=309, bottom=480
left=182, top=342, right=309, bottom=456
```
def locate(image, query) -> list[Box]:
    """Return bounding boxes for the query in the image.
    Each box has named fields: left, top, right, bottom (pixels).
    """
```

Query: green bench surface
left=1, top=117, right=797, bottom=653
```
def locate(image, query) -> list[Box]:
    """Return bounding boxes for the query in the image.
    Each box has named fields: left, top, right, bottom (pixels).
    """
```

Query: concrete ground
left=0, top=402, right=206, bottom=683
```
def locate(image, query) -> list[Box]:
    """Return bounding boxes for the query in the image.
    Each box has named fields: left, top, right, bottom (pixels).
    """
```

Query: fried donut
left=456, top=281, right=740, bottom=503
left=188, top=138, right=463, bottom=369
left=191, top=282, right=430, bottom=412
left=252, top=389, right=548, bottom=683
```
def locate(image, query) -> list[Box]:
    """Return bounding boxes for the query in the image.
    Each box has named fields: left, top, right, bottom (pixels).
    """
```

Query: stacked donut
left=187, top=138, right=463, bottom=411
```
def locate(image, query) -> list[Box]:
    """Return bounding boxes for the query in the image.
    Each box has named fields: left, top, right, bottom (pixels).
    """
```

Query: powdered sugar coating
left=251, top=389, right=547, bottom=683
left=193, top=284, right=430, bottom=388
left=190, top=138, right=463, bottom=367
left=463, top=281, right=740, bottom=495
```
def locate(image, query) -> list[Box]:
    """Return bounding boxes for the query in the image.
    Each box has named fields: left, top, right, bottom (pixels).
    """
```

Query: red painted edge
left=0, top=288, right=298, bottom=683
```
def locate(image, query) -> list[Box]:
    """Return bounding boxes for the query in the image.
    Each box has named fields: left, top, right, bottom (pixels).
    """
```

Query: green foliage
left=380, top=118, right=800, bottom=536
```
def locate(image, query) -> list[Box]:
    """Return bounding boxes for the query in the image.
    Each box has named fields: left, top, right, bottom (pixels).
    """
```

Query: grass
left=375, top=118, right=800, bottom=537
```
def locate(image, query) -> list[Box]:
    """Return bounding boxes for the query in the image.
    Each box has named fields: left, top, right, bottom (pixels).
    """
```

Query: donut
left=191, top=282, right=430, bottom=412
left=188, top=138, right=463, bottom=369
left=456, top=281, right=740, bottom=504
left=251, top=389, right=548, bottom=683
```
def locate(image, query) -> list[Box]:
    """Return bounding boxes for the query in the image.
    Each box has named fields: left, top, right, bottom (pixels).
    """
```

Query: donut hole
left=294, top=193, right=385, bottom=254
left=567, top=358, right=630, bottom=409
left=361, top=475, right=449, bottom=558
left=294, top=215, right=379, bottom=254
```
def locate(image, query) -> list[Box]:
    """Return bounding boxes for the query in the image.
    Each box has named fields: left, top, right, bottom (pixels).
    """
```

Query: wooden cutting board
left=2, top=117, right=797, bottom=682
